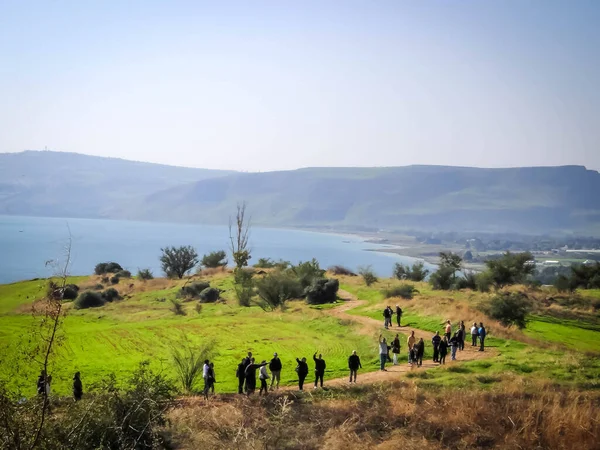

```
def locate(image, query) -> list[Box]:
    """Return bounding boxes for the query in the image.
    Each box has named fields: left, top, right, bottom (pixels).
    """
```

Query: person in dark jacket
left=439, top=336, right=449, bottom=365
left=458, top=321, right=466, bottom=350
left=313, top=352, right=326, bottom=388
left=456, top=327, right=464, bottom=353
left=236, top=358, right=247, bottom=394
left=348, top=350, right=362, bottom=383
left=269, top=352, right=282, bottom=390
left=295, top=357, right=309, bottom=391
left=242, top=352, right=253, bottom=393
left=432, top=331, right=441, bottom=363
left=73, top=372, right=82, bottom=402
left=415, top=338, right=425, bottom=367
left=395, top=305, right=403, bottom=327
left=392, top=334, right=401, bottom=365
left=37, top=370, right=46, bottom=396
left=244, top=358, right=267, bottom=395
left=449, top=332, right=459, bottom=361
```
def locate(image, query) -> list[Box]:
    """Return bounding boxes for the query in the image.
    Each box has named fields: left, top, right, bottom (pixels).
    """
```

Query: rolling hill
left=1, top=151, right=599, bottom=234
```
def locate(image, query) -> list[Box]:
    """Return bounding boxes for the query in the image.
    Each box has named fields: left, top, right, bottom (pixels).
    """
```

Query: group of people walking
left=383, top=305, right=403, bottom=329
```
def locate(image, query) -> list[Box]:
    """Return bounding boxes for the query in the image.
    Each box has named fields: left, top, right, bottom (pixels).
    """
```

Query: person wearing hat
left=269, top=352, right=282, bottom=390
left=258, top=360, right=270, bottom=395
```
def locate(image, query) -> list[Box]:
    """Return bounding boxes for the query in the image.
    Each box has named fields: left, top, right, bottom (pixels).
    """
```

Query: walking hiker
left=387, top=306, right=394, bottom=327
left=269, top=352, right=282, bottom=390
left=392, top=334, right=401, bottom=365
left=456, top=325, right=464, bottom=352
left=242, top=352, right=253, bottom=393
left=478, top=322, right=487, bottom=352
left=202, top=359, right=211, bottom=398
left=236, top=358, right=247, bottom=394
left=209, top=363, right=216, bottom=394
left=449, top=332, right=459, bottom=361
left=73, top=372, right=82, bottom=402
left=444, top=320, right=452, bottom=340
left=295, top=357, right=309, bottom=391
left=439, top=336, right=448, bottom=365
left=244, top=358, right=267, bottom=395
left=407, top=330, right=416, bottom=364
left=383, top=307, right=391, bottom=329
left=432, top=331, right=441, bottom=363
left=415, top=338, right=425, bottom=367
left=471, top=322, right=479, bottom=347
left=313, top=352, right=326, bottom=388
left=348, top=350, right=362, bottom=383
left=459, top=321, right=466, bottom=351
left=259, top=361, right=270, bottom=395
left=396, top=305, right=403, bottom=327
left=379, top=335, right=388, bottom=371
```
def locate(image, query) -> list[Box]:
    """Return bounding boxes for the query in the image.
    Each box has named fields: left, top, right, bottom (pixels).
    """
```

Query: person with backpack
left=244, top=358, right=267, bottom=395
left=471, top=322, right=479, bottom=347
left=348, top=350, right=362, bottom=383
left=73, top=372, right=82, bottom=402
left=383, top=307, right=390, bottom=329
left=295, top=357, right=309, bottom=391
left=439, top=336, right=449, bottom=365
left=407, top=330, right=416, bottom=364
left=478, top=322, right=487, bottom=352
left=432, top=331, right=441, bottom=363
left=415, top=338, right=425, bottom=367
left=269, top=352, right=282, bottom=391
left=396, top=305, right=403, bottom=327
left=378, top=334, right=388, bottom=371
left=449, top=332, right=459, bottom=361
left=313, top=352, right=326, bottom=388
left=258, top=360, right=270, bottom=395
left=392, top=334, right=401, bottom=365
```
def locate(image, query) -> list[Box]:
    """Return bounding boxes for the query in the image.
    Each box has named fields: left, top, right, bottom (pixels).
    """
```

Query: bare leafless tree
left=229, top=202, right=251, bottom=269
left=29, top=227, right=72, bottom=449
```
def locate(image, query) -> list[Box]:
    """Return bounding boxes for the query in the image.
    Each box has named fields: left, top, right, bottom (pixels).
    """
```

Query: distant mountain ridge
left=1, top=151, right=599, bottom=234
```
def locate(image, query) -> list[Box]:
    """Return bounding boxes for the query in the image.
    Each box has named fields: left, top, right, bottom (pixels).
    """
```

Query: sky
left=0, top=0, right=598, bottom=171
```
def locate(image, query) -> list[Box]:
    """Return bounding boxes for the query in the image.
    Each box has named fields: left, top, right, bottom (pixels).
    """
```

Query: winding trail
left=284, top=289, right=497, bottom=388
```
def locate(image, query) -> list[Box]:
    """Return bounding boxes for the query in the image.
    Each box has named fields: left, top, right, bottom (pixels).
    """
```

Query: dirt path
left=284, top=289, right=496, bottom=388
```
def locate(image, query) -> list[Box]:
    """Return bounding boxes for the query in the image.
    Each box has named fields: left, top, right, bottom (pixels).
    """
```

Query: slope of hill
left=132, top=165, right=600, bottom=234
left=1, top=151, right=599, bottom=234
left=0, top=151, right=234, bottom=218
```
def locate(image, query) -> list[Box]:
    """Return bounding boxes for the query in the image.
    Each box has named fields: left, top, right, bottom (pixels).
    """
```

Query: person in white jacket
left=258, top=361, right=270, bottom=395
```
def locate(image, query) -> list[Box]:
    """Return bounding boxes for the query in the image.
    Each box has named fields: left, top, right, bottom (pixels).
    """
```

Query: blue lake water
left=0, top=215, right=434, bottom=284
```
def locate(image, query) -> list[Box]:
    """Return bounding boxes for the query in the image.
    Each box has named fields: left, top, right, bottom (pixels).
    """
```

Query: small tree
left=137, top=268, right=154, bottom=280
left=291, top=259, right=326, bottom=288
left=229, top=203, right=254, bottom=306
left=408, top=261, right=429, bottom=281
left=358, top=265, right=378, bottom=286
left=485, top=251, right=535, bottom=288
left=201, top=250, right=228, bottom=269
left=254, top=272, right=303, bottom=311
left=429, top=265, right=455, bottom=290
left=485, top=292, right=532, bottom=329
left=160, top=246, right=199, bottom=279
left=305, top=278, right=339, bottom=304
left=171, top=338, right=216, bottom=393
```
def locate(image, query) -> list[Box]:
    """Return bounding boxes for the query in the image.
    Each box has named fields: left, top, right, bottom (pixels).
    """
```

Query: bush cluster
left=328, top=265, right=356, bottom=276
left=199, top=287, right=220, bottom=303
left=137, top=268, right=154, bottom=280
left=94, top=262, right=123, bottom=275
left=74, top=288, right=121, bottom=309
left=383, top=284, right=418, bottom=299
left=305, top=278, right=339, bottom=305
left=393, top=261, right=429, bottom=282
left=180, top=282, right=211, bottom=299
left=200, top=250, right=228, bottom=269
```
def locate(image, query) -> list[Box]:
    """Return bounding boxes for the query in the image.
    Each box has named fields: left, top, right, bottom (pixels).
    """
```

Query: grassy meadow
left=1, top=270, right=599, bottom=397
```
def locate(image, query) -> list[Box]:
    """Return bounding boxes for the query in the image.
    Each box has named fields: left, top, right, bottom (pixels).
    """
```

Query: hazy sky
left=1, top=1, right=598, bottom=171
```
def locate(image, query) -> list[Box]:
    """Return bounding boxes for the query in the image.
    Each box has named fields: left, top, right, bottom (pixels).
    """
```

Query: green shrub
left=195, top=302, right=202, bottom=314
left=75, top=291, right=106, bottom=309
left=62, top=284, right=79, bottom=300
left=384, top=284, right=418, bottom=299
left=180, top=281, right=210, bottom=298
left=93, top=283, right=104, bottom=290
left=254, top=257, right=291, bottom=269
left=115, top=270, right=131, bottom=278
left=484, top=292, right=532, bottom=329
left=200, top=250, right=228, bottom=269
left=358, top=265, right=378, bottom=286
left=328, top=265, right=356, bottom=276
left=199, top=287, right=220, bottom=303
left=103, top=288, right=120, bottom=302
left=291, top=259, right=325, bottom=288
left=394, top=262, right=429, bottom=282
left=94, top=262, right=123, bottom=275
left=475, top=271, right=493, bottom=292
left=255, top=272, right=303, bottom=311
left=110, top=276, right=120, bottom=285
left=169, top=298, right=186, bottom=315
left=305, top=278, right=339, bottom=305
left=233, top=268, right=254, bottom=307
left=137, top=268, right=154, bottom=280
left=485, top=251, right=535, bottom=288
left=429, top=266, right=455, bottom=290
